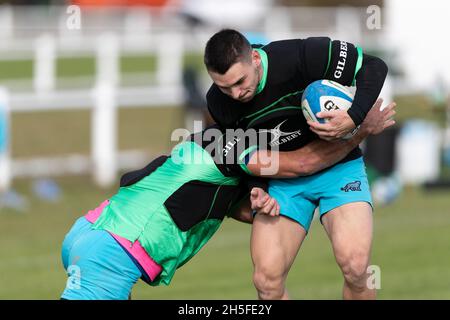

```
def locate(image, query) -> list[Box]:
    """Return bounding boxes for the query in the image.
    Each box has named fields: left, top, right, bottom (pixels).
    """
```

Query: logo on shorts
left=341, top=181, right=361, bottom=192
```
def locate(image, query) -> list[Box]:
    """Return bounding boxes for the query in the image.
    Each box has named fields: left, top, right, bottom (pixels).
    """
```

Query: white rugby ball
left=301, top=79, right=358, bottom=139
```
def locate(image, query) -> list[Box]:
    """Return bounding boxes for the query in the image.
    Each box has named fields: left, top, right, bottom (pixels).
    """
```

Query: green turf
left=395, top=94, right=445, bottom=126
left=57, top=55, right=158, bottom=77
left=1, top=178, right=449, bottom=299
left=56, top=57, right=96, bottom=78
left=0, top=60, right=34, bottom=80
left=0, top=54, right=203, bottom=81
left=11, top=106, right=183, bottom=158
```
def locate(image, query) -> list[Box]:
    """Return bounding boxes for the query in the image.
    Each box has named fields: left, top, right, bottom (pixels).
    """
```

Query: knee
left=338, top=253, right=370, bottom=288
left=253, top=267, right=285, bottom=300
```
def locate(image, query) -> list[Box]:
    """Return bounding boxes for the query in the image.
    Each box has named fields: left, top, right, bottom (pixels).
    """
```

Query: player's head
left=204, top=29, right=262, bottom=103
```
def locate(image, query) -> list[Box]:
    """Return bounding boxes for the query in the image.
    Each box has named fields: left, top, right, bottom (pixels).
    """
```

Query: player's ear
left=252, top=50, right=261, bottom=67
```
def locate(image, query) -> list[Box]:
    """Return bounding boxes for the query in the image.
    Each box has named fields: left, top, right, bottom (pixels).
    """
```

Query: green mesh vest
left=92, top=141, right=241, bottom=285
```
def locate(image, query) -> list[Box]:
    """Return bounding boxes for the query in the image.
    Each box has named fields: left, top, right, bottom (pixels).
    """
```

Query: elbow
left=246, top=163, right=260, bottom=176
left=379, top=58, right=388, bottom=78
left=372, top=55, right=389, bottom=79
left=362, top=54, right=389, bottom=80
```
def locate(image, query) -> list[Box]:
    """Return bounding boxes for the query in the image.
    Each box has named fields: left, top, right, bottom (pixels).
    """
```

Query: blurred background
left=0, top=0, right=449, bottom=299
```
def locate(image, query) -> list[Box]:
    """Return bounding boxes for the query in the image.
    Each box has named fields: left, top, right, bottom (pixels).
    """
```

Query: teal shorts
left=61, top=217, right=141, bottom=300
left=268, top=157, right=372, bottom=232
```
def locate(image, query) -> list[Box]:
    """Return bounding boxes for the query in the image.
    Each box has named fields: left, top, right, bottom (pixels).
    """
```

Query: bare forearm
left=284, top=130, right=366, bottom=176
left=248, top=129, right=368, bottom=178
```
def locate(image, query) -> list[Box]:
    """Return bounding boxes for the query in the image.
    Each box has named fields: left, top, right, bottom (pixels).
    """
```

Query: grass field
left=1, top=56, right=450, bottom=299
left=1, top=176, right=450, bottom=299
left=0, top=54, right=205, bottom=91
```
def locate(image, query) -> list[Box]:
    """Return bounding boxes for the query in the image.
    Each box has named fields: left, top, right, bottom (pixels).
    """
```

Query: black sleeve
left=245, top=176, right=269, bottom=192
left=217, top=129, right=270, bottom=193
left=217, top=128, right=264, bottom=176
left=347, top=54, right=388, bottom=126
left=302, top=37, right=388, bottom=126
left=206, top=86, right=222, bottom=125
left=301, top=36, right=331, bottom=80
left=302, top=37, right=359, bottom=86
left=119, top=155, right=168, bottom=187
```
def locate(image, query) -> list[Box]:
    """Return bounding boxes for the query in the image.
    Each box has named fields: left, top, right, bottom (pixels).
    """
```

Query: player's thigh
left=251, top=214, right=306, bottom=276
left=317, top=157, right=373, bottom=258
left=321, top=202, right=373, bottom=263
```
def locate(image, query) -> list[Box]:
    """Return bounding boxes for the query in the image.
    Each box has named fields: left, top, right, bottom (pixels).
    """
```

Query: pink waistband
left=84, top=200, right=162, bottom=282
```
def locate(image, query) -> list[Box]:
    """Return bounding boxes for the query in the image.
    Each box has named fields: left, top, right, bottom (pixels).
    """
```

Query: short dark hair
left=204, top=29, right=252, bottom=74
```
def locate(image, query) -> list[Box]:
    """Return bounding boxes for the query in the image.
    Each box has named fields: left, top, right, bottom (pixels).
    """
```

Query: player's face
left=209, top=50, right=262, bottom=103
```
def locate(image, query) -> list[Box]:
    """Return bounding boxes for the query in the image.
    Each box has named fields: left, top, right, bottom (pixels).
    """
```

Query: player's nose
left=230, top=87, right=241, bottom=100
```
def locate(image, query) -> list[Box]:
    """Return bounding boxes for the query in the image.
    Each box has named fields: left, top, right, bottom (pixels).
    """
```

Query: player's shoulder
left=206, top=84, right=227, bottom=119
left=258, top=40, right=306, bottom=81
left=263, top=37, right=331, bottom=54
left=262, top=37, right=327, bottom=50
left=206, top=84, right=222, bottom=103
left=263, top=37, right=331, bottom=77
left=206, top=85, right=242, bottom=128
left=262, top=39, right=302, bottom=55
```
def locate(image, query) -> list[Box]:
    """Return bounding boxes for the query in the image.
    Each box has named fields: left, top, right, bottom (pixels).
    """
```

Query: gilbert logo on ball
left=301, top=80, right=359, bottom=139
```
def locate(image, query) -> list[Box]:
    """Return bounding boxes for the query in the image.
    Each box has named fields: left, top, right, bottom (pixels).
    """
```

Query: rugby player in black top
left=204, top=29, right=393, bottom=300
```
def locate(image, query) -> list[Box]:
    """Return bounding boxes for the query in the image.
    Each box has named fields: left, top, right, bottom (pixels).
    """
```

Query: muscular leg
left=321, top=202, right=375, bottom=300
left=251, top=214, right=306, bottom=300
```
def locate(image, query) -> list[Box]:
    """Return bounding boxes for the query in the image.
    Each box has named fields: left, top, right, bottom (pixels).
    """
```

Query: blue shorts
left=268, top=157, right=372, bottom=232
left=61, top=217, right=141, bottom=300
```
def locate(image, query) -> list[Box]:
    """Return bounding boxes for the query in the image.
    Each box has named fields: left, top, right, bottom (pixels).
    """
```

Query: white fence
left=0, top=30, right=186, bottom=191
left=0, top=5, right=387, bottom=190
